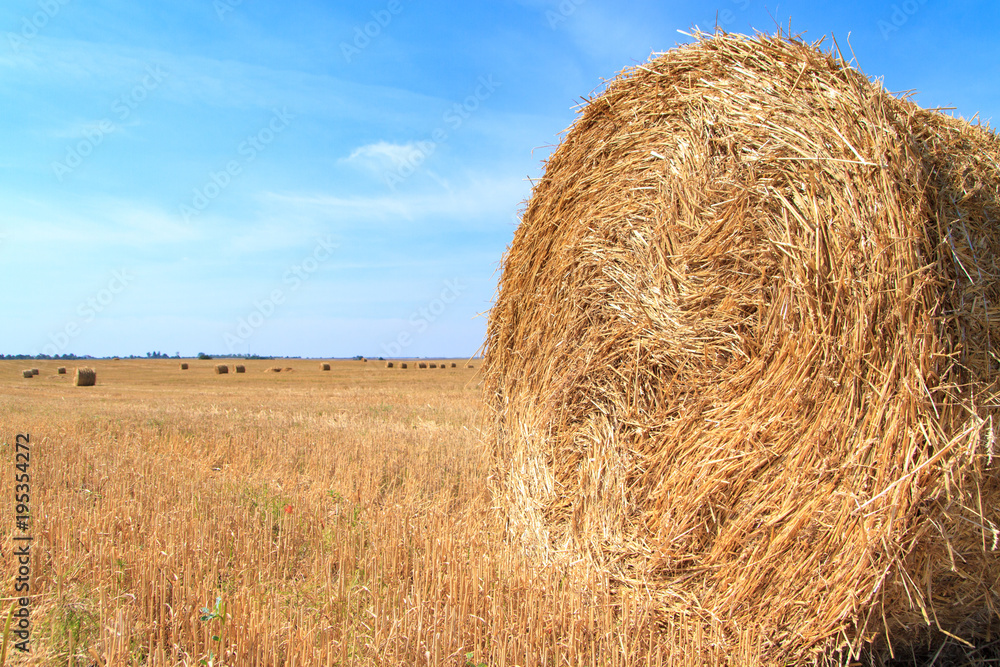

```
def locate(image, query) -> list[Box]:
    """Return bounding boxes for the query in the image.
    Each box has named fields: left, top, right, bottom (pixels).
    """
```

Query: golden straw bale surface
left=74, top=368, right=96, bottom=387
left=214, top=364, right=229, bottom=375
left=483, top=32, right=1000, bottom=664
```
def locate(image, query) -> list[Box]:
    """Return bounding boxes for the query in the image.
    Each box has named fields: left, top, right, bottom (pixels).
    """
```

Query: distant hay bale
left=283, top=367, right=294, bottom=372
left=235, top=365, right=246, bottom=373
left=466, top=364, right=474, bottom=369
left=57, top=367, right=66, bottom=374
left=30, top=368, right=39, bottom=376
left=111, top=357, right=120, bottom=361
left=21, top=370, right=32, bottom=378
left=362, top=357, right=368, bottom=362
left=320, top=363, right=331, bottom=371
left=429, top=363, right=437, bottom=369
left=179, top=363, right=189, bottom=370
left=418, top=362, right=427, bottom=369
left=400, top=363, right=408, bottom=369
left=483, top=32, right=1000, bottom=664
left=450, top=363, right=457, bottom=368
left=386, top=362, right=394, bottom=368
left=214, top=364, right=229, bottom=375
left=74, top=368, right=96, bottom=387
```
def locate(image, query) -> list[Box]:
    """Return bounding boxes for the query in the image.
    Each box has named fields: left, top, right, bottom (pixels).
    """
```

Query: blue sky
left=1, top=0, right=998, bottom=359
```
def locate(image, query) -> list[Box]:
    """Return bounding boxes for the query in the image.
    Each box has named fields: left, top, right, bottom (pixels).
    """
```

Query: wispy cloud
left=342, top=141, right=424, bottom=170
left=262, top=174, right=528, bottom=229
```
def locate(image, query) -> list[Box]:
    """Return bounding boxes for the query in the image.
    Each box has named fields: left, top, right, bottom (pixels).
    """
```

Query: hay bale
left=179, top=363, right=189, bottom=370
left=57, top=367, right=66, bottom=374
left=450, top=362, right=457, bottom=368
left=362, top=357, right=368, bottom=362
left=400, top=363, right=408, bottom=369
left=386, top=362, right=394, bottom=368
left=483, top=32, right=1000, bottom=664
left=30, top=368, right=39, bottom=376
left=235, top=365, right=246, bottom=373
left=283, top=367, right=293, bottom=372
left=74, top=368, right=96, bottom=387
left=320, top=363, right=331, bottom=371
left=22, top=370, right=32, bottom=378
left=214, top=364, right=229, bottom=375
left=418, top=362, right=427, bottom=369
left=466, top=364, right=474, bottom=369
left=429, top=363, right=437, bottom=369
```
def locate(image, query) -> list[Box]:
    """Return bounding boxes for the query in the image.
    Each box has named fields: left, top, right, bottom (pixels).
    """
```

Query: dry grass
left=483, top=31, right=1000, bottom=665
left=0, top=358, right=681, bottom=667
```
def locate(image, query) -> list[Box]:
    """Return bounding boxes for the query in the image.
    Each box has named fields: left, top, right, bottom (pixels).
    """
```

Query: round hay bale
left=320, top=363, right=331, bottom=371
left=57, top=367, right=67, bottom=374
left=466, top=364, right=474, bottom=369
left=362, top=357, right=368, bottom=362
left=214, top=364, right=229, bottom=375
left=450, top=362, right=457, bottom=368
left=234, top=365, right=246, bottom=373
left=483, top=32, right=1000, bottom=664
left=418, top=362, right=427, bottom=369
left=22, top=370, right=32, bottom=379
left=179, top=363, right=189, bottom=370
left=283, top=367, right=293, bottom=372
left=386, top=361, right=394, bottom=368
left=74, top=368, right=96, bottom=387
left=30, top=368, right=39, bottom=376
left=429, top=363, right=437, bottom=369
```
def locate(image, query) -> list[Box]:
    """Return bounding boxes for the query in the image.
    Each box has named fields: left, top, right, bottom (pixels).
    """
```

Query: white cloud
left=342, top=141, right=425, bottom=170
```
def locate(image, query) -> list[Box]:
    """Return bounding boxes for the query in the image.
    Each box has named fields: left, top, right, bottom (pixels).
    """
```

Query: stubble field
left=0, top=359, right=669, bottom=666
